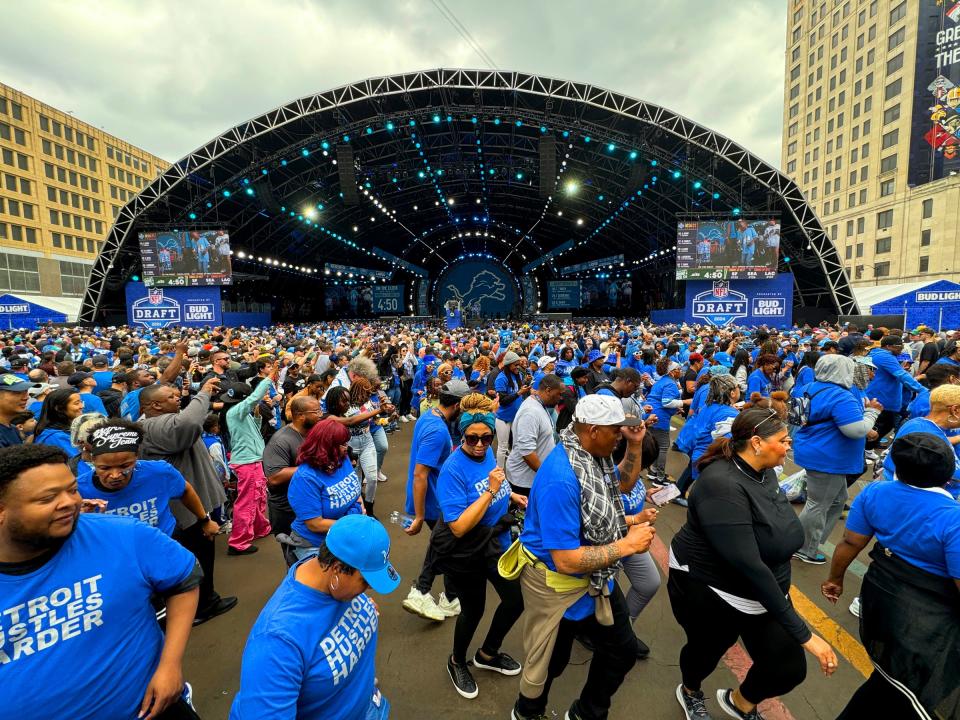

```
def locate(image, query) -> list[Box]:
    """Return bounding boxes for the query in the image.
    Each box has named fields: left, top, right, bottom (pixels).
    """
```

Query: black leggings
left=445, top=558, right=524, bottom=665
left=866, top=409, right=899, bottom=450
left=837, top=671, right=924, bottom=719
left=667, top=571, right=807, bottom=706
left=415, top=519, right=458, bottom=600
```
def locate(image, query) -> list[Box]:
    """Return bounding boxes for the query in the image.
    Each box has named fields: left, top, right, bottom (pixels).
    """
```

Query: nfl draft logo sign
left=691, top=281, right=748, bottom=326
left=132, top=288, right=181, bottom=329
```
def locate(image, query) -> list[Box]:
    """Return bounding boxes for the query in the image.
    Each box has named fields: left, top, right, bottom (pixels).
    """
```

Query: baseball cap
left=502, top=351, right=522, bottom=366
left=914, top=326, right=934, bottom=335
left=896, top=353, right=913, bottom=363
left=688, top=353, right=704, bottom=363
left=537, top=356, right=556, bottom=369
left=708, top=365, right=731, bottom=376
left=27, top=382, right=57, bottom=398
left=218, top=382, right=253, bottom=404
left=713, top=351, right=734, bottom=367
left=585, top=349, right=603, bottom=364
left=91, top=354, right=109, bottom=367
left=880, top=335, right=904, bottom=347
left=324, top=514, right=401, bottom=595
left=422, top=354, right=438, bottom=366
left=0, top=374, right=31, bottom=392
left=819, top=339, right=839, bottom=350
left=853, top=356, right=877, bottom=369
left=890, top=432, right=955, bottom=487
left=572, top=394, right=642, bottom=426
left=111, top=370, right=129, bottom=384
left=8, top=357, right=29, bottom=369
left=439, top=378, right=471, bottom=398
left=67, top=371, right=93, bottom=387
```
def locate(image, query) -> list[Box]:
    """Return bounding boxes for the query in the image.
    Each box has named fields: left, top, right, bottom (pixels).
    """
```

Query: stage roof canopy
left=80, top=69, right=856, bottom=322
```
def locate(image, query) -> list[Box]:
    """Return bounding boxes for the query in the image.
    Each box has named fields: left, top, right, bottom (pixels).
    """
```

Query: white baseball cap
left=572, top=395, right=642, bottom=426
left=537, top=356, right=557, bottom=369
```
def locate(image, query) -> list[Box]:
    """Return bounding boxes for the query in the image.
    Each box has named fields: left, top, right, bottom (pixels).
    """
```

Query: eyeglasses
left=463, top=434, right=494, bottom=447
left=752, top=409, right=779, bottom=435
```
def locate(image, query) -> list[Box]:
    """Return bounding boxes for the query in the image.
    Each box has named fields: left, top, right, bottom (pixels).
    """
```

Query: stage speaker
left=337, top=144, right=359, bottom=206
left=626, top=162, right=649, bottom=194
left=253, top=177, right=283, bottom=214
left=538, top=135, right=556, bottom=198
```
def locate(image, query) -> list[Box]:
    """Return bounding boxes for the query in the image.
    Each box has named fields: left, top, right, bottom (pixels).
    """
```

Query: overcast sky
left=1, top=0, right=788, bottom=166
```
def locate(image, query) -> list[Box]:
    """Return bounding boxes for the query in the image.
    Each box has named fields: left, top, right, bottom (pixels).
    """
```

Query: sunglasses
left=463, top=433, right=494, bottom=447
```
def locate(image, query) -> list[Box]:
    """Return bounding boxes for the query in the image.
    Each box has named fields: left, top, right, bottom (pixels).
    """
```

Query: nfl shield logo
left=712, top=281, right=729, bottom=299
left=148, top=288, right=164, bottom=305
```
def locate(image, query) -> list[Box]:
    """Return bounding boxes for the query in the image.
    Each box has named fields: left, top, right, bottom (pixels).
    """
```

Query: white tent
left=13, top=295, right=83, bottom=321
left=852, top=281, right=936, bottom=313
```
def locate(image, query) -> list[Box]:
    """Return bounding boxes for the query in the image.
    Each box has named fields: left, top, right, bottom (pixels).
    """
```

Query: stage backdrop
left=436, top=260, right=516, bottom=316
left=125, top=282, right=222, bottom=329
left=684, top=273, right=793, bottom=327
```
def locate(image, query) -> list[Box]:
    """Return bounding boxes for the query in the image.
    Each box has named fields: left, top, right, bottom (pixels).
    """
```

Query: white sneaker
left=437, top=592, right=461, bottom=617
left=406, top=414, right=416, bottom=422
left=402, top=587, right=445, bottom=622
left=399, top=415, right=410, bottom=423
left=377, top=470, right=388, bottom=483
left=864, top=450, right=880, bottom=463
left=849, top=596, right=861, bottom=618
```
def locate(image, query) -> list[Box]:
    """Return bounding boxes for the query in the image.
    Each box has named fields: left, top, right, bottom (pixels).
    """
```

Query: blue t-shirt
left=647, top=375, right=681, bottom=431
left=438, top=447, right=511, bottom=552
left=120, top=387, right=144, bottom=421
left=76, top=460, right=186, bottom=536
left=746, top=368, right=773, bottom=398
left=28, top=399, right=43, bottom=420
left=470, top=370, right=487, bottom=393
left=92, top=370, right=114, bottom=393
left=495, top=370, right=523, bottom=422
left=846, top=480, right=960, bottom=578
left=793, top=381, right=868, bottom=475
left=520, top=443, right=617, bottom=620
left=690, top=403, right=740, bottom=479
left=79, top=392, right=107, bottom=416
left=34, top=428, right=79, bottom=458
left=230, top=563, right=381, bottom=720
left=288, top=459, right=363, bottom=547
left=0, top=514, right=195, bottom=720
left=621, top=479, right=646, bottom=515
left=689, top=382, right=710, bottom=417
left=881, top=417, right=960, bottom=483
left=405, top=409, right=452, bottom=522
left=790, top=365, right=815, bottom=399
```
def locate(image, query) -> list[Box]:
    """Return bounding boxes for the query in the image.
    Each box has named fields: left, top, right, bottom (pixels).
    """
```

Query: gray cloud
left=0, top=0, right=786, bottom=165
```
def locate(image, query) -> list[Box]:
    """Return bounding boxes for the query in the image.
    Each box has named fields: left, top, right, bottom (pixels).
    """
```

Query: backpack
left=787, top=386, right=832, bottom=428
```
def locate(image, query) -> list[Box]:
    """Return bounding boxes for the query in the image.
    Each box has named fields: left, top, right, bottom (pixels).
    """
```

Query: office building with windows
left=782, top=0, right=960, bottom=289
left=0, top=81, right=167, bottom=310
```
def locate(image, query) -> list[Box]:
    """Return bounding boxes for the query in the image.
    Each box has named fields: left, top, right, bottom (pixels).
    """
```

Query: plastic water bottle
left=389, top=511, right=415, bottom=529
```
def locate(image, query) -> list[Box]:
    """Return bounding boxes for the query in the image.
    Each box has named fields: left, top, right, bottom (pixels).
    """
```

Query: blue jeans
left=371, top=426, right=389, bottom=472
left=349, top=432, right=379, bottom=503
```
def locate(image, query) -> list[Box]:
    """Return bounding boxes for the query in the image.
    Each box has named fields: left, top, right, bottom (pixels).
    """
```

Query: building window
left=884, top=78, right=902, bottom=101
left=922, top=198, right=933, bottom=218
left=883, top=104, right=900, bottom=124
left=59, top=260, right=89, bottom=296
left=855, top=264, right=864, bottom=280
left=888, top=27, right=906, bottom=51
left=887, top=53, right=904, bottom=75
left=919, top=256, right=929, bottom=273
left=874, top=261, right=890, bottom=278
left=856, top=243, right=864, bottom=258
left=882, top=129, right=899, bottom=149
left=921, top=229, right=931, bottom=246
left=889, top=1, right=907, bottom=24
left=845, top=246, right=853, bottom=259
left=876, top=237, right=891, bottom=253
left=877, top=209, right=894, bottom=229
left=880, top=154, right=898, bottom=173
left=857, top=217, right=865, bottom=234
left=0, top=253, right=40, bottom=294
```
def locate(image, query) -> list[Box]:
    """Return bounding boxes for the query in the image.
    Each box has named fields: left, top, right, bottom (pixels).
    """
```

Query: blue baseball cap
left=585, top=349, right=603, bottom=363
left=324, top=515, right=401, bottom=595
left=0, top=374, right=31, bottom=392
left=713, top=351, right=734, bottom=367
left=422, top=354, right=438, bottom=365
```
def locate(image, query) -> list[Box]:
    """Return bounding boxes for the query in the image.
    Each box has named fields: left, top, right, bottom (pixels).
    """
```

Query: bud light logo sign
left=126, top=282, right=222, bottom=329
left=691, top=282, right=748, bottom=326
left=685, top=274, right=793, bottom=328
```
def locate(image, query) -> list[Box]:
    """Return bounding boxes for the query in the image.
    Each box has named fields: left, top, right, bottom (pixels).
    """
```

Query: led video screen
left=676, top=218, right=780, bottom=280
left=139, top=230, right=232, bottom=287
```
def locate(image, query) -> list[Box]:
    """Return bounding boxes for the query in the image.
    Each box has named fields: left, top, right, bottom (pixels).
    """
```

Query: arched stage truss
left=80, top=68, right=858, bottom=322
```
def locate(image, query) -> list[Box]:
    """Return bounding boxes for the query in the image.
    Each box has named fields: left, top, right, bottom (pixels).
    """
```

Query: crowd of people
left=0, top=318, right=957, bottom=720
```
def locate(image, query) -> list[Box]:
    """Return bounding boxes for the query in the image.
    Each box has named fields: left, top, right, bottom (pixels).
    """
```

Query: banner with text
left=684, top=273, right=793, bottom=328
left=372, top=285, right=404, bottom=314
left=125, top=282, right=222, bottom=329
left=548, top=280, right=581, bottom=309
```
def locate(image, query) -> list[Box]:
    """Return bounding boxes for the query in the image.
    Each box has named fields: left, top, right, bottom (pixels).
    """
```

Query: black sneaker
left=635, top=636, right=650, bottom=660
left=511, top=704, right=548, bottom=720
left=446, top=656, right=478, bottom=699
left=193, top=595, right=238, bottom=626
left=676, top=684, right=714, bottom=719
left=564, top=701, right=585, bottom=720
left=227, top=545, right=259, bottom=556
left=716, top=688, right=764, bottom=720
left=473, top=650, right=521, bottom=676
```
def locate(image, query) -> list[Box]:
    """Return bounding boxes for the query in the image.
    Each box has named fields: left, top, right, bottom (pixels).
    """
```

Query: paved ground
left=185, top=422, right=871, bottom=720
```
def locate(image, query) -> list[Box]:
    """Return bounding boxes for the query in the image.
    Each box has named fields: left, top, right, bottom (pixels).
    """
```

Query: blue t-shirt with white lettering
left=846, top=480, right=960, bottom=579
left=0, top=514, right=195, bottom=720
left=120, top=388, right=144, bottom=421
left=405, top=409, right=452, bottom=522
left=520, top=443, right=617, bottom=620
left=438, top=447, right=511, bottom=552
left=288, top=459, right=362, bottom=547
left=76, top=460, right=186, bottom=536
left=34, top=428, right=79, bottom=458
left=230, top=562, right=381, bottom=720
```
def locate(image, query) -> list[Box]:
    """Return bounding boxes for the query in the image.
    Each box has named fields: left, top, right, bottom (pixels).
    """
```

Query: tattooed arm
left=617, top=422, right=646, bottom=493
left=550, top=522, right=655, bottom=574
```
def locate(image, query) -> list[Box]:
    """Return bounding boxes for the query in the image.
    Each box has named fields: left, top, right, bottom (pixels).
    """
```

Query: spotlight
left=565, top=180, right=578, bottom=194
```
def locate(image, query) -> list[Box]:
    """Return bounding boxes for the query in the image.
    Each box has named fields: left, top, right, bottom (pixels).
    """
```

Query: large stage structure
left=79, top=69, right=858, bottom=323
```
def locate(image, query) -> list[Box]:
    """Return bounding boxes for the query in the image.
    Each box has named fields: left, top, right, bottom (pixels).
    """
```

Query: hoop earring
left=330, top=574, right=340, bottom=593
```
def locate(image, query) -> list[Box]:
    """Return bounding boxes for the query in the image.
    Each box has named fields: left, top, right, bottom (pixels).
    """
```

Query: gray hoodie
left=813, top=355, right=879, bottom=438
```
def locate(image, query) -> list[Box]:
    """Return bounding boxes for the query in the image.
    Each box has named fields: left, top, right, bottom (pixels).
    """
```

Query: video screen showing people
left=675, top=218, right=780, bottom=280
left=324, top=283, right=374, bottom=318
left=579, top=277, right=634, bottom=312
left=139, top=230, right=233, bottom=287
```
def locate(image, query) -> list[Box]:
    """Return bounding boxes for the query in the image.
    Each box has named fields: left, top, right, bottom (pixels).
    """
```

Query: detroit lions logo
left=446, top=270, right=506, bottom=307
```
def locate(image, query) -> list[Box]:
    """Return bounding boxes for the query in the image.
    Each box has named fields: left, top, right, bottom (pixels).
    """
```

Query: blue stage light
left=206, top=202, right=213, bottom=208
left=261, top=169, right=268, bottom=175
left=650, top=159, right=658, bottom=166
left=409, top=119, right=416, bottom=127
left=386, top=121, right=395, bottom=131
left=672, top=170, right=682, bottom=179
left=418, top=171, right=426, bottom=178
left=562, top=130, right=570, bottom=138
left=131, top=274, right=140, bottom=282
left=188, top=212, right=196, bottom=220
left=629, top=151, right=638, bottom=160
left=489, top=168, right=495, bottom=175
left=713, top=192, right=720, bottom=199
left=515, top=172, right=524, bottom=180
left=494, top=118, right=501, bottom=125
left=321, top=141, right=330, bottom=150
left=733, top=207, right=741, bottom=215
left=281, top=159, right=287, bottom=166
left=607, top=143, right=615, bottom=152
left=365, top=127, right=373, bottom=134
left=693, top=181, right=702, bottom=189
left=598, top=194, right=605, bottom=201
left=584, top=136, right=591, bottom=143
left=540, top=126, right=547, bottom=133
left=222, top=190, right=231, bottom=197
left=243, top=178, right=249, bottom=184
left=472, top=117, right=478, bottom=124
left=515, top=120, right=522, bottom=127
left=446, top=115, right=453, bottom=121
left=245, top=188, right=254, bottom=195
left=432, top=115, right=441, bottom=124
left=342, top=135, right=350, bottom=142
left=301, top=148, right=309, bottom=156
